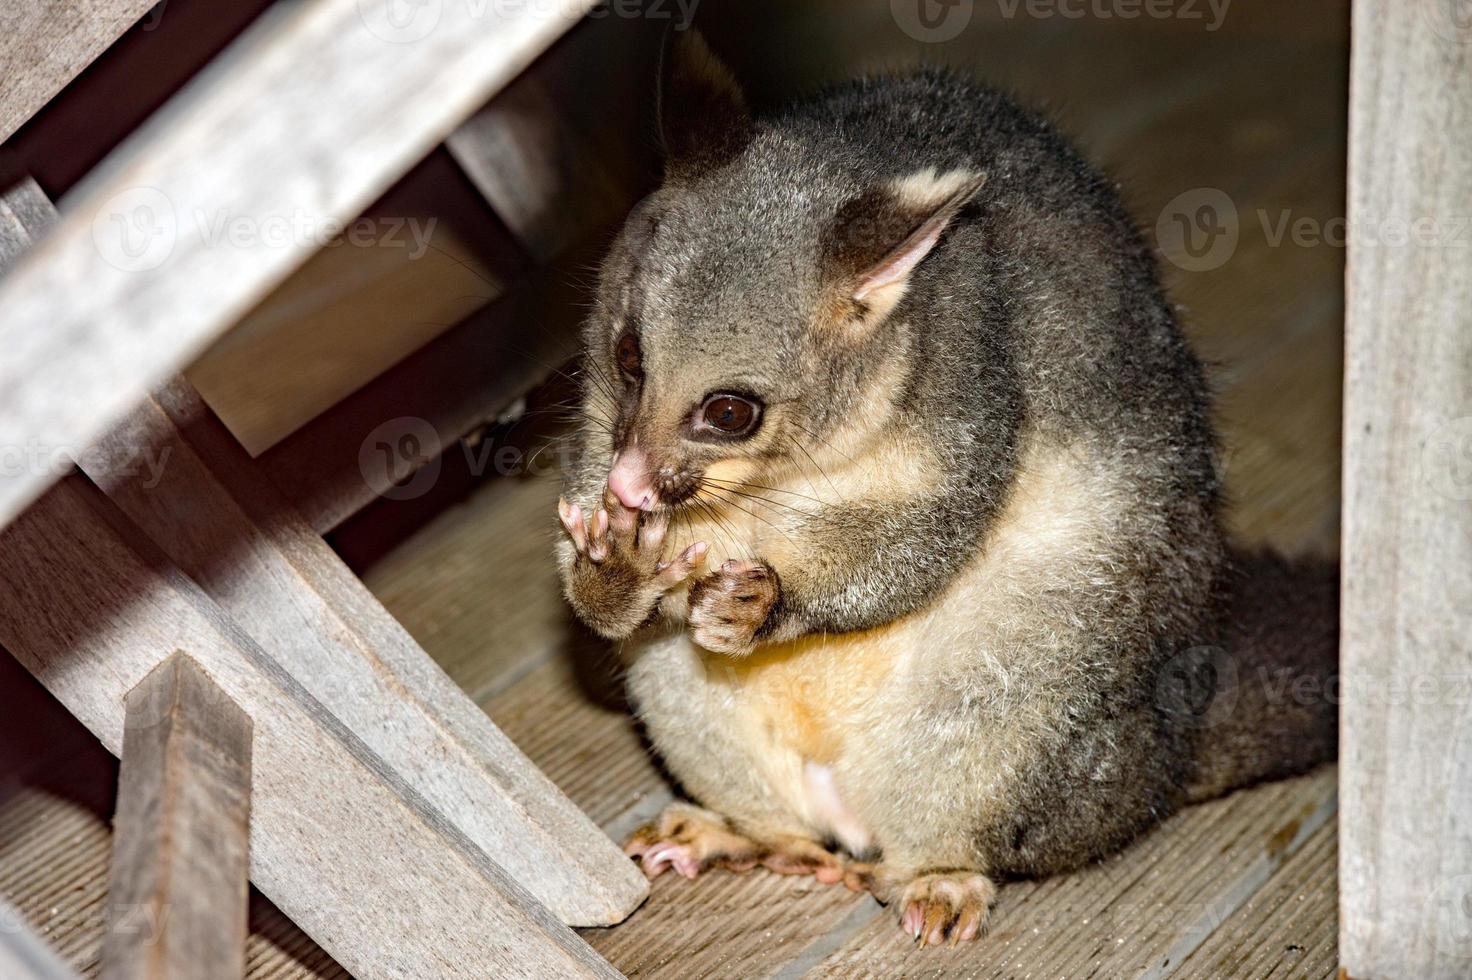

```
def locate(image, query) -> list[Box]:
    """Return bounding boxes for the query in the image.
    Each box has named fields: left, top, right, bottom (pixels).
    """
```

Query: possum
left=555, top=32, right=1337, bottom=945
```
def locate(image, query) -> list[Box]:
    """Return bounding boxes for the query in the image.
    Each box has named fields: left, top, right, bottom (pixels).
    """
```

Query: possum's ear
left=658, top=30, right=754, bottom=182
left=822, top=169, right=987, bottom=332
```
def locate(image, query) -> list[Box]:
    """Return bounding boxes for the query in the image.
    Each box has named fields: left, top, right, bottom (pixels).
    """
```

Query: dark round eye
left=701, top=394, right=761, bottom=435
left=615, top=331, right=642, bottom=379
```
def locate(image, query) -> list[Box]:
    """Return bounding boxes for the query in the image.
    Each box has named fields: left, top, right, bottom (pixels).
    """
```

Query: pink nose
left=608, top=449, right=657, bottom=511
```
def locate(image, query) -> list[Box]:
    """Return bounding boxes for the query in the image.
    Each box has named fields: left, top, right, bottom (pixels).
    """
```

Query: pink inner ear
left=853, top=214, right=950, bottom=303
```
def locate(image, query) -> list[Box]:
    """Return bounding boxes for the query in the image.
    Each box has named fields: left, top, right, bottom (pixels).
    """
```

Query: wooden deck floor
left=0, top=0, right=1346, bottom=976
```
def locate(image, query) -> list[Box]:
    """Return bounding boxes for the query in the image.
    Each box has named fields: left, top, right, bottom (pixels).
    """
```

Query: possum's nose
left=608, top=448, right=657, bottom=511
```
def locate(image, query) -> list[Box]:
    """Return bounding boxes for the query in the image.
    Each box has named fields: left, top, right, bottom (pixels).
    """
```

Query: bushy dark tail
left=1182, top=549, right=1340, bottom=803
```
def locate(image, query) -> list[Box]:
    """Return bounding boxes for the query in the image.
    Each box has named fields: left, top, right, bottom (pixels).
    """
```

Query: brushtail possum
left=556, top=33, right=1338, bottom=945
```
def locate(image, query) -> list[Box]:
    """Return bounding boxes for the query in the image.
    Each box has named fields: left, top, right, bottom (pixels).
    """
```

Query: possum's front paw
left=559, top=496, right=707, bottom=639
left=687, top=559, right=780, bottom=656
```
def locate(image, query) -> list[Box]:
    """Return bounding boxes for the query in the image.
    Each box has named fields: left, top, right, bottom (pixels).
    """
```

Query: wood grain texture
left=0, top=476, right=621, bottom=979
left=0, top=781, right=349, bottom=979
left=1176, top=820, right=1338, bottom=979
left=101, top=654, right=252, bottom=980
left=1342, top=2, right=1472, bottom=976
left=260, top=265, right=586, bottom=533
left=0, top=896, right=81, bottom=980
left=1, top=171, right=644, bottom=928
left=0, top=0, right=157, bottom=143
left=0, top=0, right=597, bottom=532
left=448, top=78, right=623, bottom=263
left=83, top=379, right=647, bottom=927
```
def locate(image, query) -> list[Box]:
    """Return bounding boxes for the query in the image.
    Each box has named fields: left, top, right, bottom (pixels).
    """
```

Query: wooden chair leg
left=101, top=653, right=252, bottom=980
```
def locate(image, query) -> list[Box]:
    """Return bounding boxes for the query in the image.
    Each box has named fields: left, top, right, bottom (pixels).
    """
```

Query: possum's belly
left=624, top=623, right=912, bottom=851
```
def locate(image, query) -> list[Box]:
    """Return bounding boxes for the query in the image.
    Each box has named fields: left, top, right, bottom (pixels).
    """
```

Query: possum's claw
left=896, top=872, right=996, bottom=947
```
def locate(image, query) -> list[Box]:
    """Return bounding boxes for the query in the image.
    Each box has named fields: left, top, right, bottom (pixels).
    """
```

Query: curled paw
left=623, top=803, right=843, bottom=884
left=558, top=496, right=707, bottom=638
left=623, top=804, right=761, bottom=881
left=897, top=871, right=996, bottom=947
left=687, top=559, right=781, bottom=656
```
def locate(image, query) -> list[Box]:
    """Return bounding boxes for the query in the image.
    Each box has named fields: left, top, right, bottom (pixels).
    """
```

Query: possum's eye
left=615, top=331, right=643, bottom=381
left=696, top=393, right=762, bottom=438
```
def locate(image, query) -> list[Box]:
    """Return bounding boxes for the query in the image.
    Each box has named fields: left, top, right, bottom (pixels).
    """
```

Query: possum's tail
left=1180, top=549, right=1340, bottom=804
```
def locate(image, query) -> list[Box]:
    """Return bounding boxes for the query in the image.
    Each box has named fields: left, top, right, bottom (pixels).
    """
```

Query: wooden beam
left=101, top=653, right=252, bottom=980
left=1342, top=2, right=1472, bottom=976
left=0, top=0, right=158, bottom=144
left=86, top=379, right=648, bottom=926
left=0, top=0, right=598, bottom=532
left=1, top=164, right=643, bottom=928
left=260, top=264, right=586, bottom=532
left=0, top=475, right=621, bottom=979
left=0, top=898, right=81, bottom=980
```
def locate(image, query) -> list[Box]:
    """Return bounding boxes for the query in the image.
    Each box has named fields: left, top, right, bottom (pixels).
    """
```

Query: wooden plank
left=1175, top=821, right=1338, bottom=979
left=447, top=78, right=624, bottom=264
left=1342, top=3, right=1472, bottom=977
left=0, top=0, right=597, bottom=533
left=0, top=475, right=620, bottom=979
left=802, top=771, right=1335, bottom=979
left=0, top=781, right=348, bottom=979
left=102, top=653, right=252, bottom=980
left=0, top=0, right=157, bottom=144
left=0, top=896, right=81, bottom=980
left=260, top=265, right=586, bottom=533
left=1, top=172, right=645, bottom=928
left=85, top=379, right=647, bottom=927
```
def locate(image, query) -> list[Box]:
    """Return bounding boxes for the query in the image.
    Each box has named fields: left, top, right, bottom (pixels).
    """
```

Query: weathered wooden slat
left=0, top=475, right=621, bottom=980
left=0, top=0, right=597, bottom=532
left=0, top=0, right=158, bottom=144
left=1342, top=2, right=1472, bottom=976
left=85, top=379, right=648, bottom=927
left=0, top=896, right=81, bottom=980
left=1, top=167, right=644, bottom=928
left=259, top=265, right=585, bottom=533
left=447, top=78, right=623, bottom=264
left=101, top=653, right=252, bottom=980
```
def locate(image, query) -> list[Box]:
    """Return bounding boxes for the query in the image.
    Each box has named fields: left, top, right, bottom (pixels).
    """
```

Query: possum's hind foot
left=894, top=870, right=997, bottom=947
left=624, top=802, right=843, bottom=882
